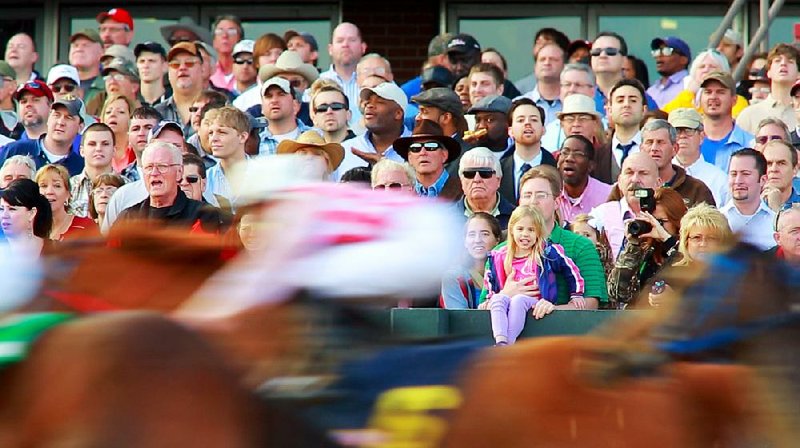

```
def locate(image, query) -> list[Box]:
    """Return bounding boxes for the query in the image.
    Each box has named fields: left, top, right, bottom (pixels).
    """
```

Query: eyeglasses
left=373, top=183, right=406, bottom=190
left=462, top=169, right=495, bottom=179
left=687, top=234, right=720, bottom=244
left=651, top=47, right=676, bottom=57
left=189, top=106, right=199, bottom=113
left=523, top=191, right=553, bottom=201
left=234, top=58, right=254, bottom=65
left=560, top=81, right=594, bottom=90
left=559, top=148, right=589, bottom=159
left=561, top=114, right=594, bottom=124
left=99, top=25, right=128, bottom=34
left=103, top=73, right=127, bottom=82
left=590, top=47, right=620, bottom=57
left=143, top=163, right=180, bottom=174
left=676, top=128, right=700, bottom=136
left=183, top=174, right=200, bottom=184
left=287, top=79, right=304, bottom=89
left=314, top=102, right=347, bottom=113
left=408, top=142, right=442, bottom=153
left=167, top=58, right=200, bottom=69
left=214, top=28, right=239, bottom=37
left=50, top=83, right=77, bottom=93
left=756, top=135, right=784, bottom=145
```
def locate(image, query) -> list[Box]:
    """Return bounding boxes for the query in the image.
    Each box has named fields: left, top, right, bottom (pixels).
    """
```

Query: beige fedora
left=276, top=130, right=344, bottom=171
left=555, top=94, right=602, bottom=120
left=258, top=50, right=319, bottom=84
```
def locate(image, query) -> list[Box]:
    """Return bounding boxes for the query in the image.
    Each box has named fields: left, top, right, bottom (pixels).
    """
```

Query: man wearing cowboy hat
left=160, top=17, right=213, bottom=46
left=394, top=120, right=462, bottom=202
left=277, top=130, right=344, bottom=179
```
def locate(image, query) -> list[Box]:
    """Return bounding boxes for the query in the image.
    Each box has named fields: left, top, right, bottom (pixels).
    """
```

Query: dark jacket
left=453, top=193, right=516, bottom=228
left=607, top=165, right=716, bottom=207
left=593, top=142, right=616, bottom=185
left=498, top=146, right=557, bottom=204
left=438, top=171, right=463, bottom=203
left=0, top=135, right=84, bottom=176
left=116, top=189, right=230, bottom=234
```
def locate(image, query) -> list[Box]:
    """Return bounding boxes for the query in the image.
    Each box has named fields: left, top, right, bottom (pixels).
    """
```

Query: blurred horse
left=445, top=243, right=800, bottom=447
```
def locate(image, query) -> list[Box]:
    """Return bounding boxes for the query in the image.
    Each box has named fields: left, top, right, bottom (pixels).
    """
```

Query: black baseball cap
left=446, top=34, right=480, bottom=54
left=134, top=41, right=167, bottom=59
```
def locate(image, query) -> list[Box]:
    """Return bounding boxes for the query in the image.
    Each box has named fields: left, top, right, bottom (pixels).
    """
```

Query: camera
left=628, top=188, right=656, bottom=238
left=628, top=219, right=652, bottom=237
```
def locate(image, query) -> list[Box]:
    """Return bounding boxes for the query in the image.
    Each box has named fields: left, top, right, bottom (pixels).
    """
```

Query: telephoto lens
left=627, top=219, right=652, bottom=237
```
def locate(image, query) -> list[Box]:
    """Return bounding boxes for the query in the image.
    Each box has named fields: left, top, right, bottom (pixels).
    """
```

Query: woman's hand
left=635, top=211, right=672, bottom=242
left=569, top=296, right=587, bottom=310
left=648, top=283, right=674, bottom=307
left=531, top=300, right=555, bottom=320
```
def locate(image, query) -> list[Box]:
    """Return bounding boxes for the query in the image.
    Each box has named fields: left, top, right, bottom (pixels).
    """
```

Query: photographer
left=608, top=187, right=687, bottom=308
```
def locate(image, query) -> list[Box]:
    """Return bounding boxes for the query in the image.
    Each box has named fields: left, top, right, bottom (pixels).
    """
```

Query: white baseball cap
left=46, top=64, right=80, bottom=86
left=232, top=39, right=255, bottom=57
left=360, top=82, right=408, bottom=113
left=261, top=76, right=294, bottom=98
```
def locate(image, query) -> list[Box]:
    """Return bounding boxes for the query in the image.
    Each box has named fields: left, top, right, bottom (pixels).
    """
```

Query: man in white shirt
left=668, top=107, right=728, bottom=205
left=720, top=148, right=777, bottom=250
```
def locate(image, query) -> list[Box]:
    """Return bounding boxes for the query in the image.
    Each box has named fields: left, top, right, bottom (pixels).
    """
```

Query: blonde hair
left=677, top=203, right=733, bottom=264
left=35, top=164, right=72, bottom=212
left=100, top=94, right=136, bottom=125
left=202, top=106, right=251, bottom=134
left=370, top=159, right=415, bottom=187
left=504, top=205, right=547, bottom=276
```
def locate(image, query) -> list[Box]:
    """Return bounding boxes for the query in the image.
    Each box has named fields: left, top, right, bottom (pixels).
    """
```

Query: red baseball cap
left=96, top=8, right=134, bottom=31
left=14, top=80, right=54, bottom=102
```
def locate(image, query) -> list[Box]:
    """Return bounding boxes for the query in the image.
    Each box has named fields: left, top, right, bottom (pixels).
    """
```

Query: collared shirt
left=463, top=193, right=501, bottom=218
left=210, top=63, right=235, bottom=92
left=120, top=163, right=143, bottom=183
left=699, top=124, right=753, bottom=172
left=415, top=169, right=449, bottom=197
left=335, top=127, right=411, bottom=181
left=319, top=65, right=362, bottom=131
left=590, top=198, right=636, bottom=259
left=232, top=79, right=262, bottom=111
left=557, top=177, right=613, bottom=224
left=611, top=131, right=642, bottom=168
left=205, top=157, right=250, bottom=210
left=69, top=171, right=95, bottom=218
left=675, top=156, right=729, bottom=205
left=783, top=188, right=800, bottom=209
left=512, top=150, right=542, bottom=195
left=720, top=200, right=777, bottom=250
left=735, top=94, right=797, bottom=135
left=154, top=97, right=194, bottom=137
left=258, top=119, right=313, bottom=156
left=646, top=69, right=688, bottom=109
left=521, top=87, right=562, bottom=126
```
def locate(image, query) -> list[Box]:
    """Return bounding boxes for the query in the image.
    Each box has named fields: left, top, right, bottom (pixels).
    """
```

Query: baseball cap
left=284, top=30, right=319, bottom=52
left=467, top=95, right=511, bottom=115
left=46, top=64, right=80, bottom=86
left=421, top=66, right=455, bottom=89
left=412, top=88, right=463, bottom=117
left=101, top=58, right=139, bottom=80
left=52, top=95, right=85, bottom=122
left=446, top=34, right=481, bottom=54
left=102, top=44, right=135, bottom=63
left=167, top=41, right=200, bottom=61
left=360, top=82, right=408, bottom=113
left=232, top=39, right=255, bottom=57
left=700, top=71, right=736, bottom=92
left=261, top=76, right=294, bottom=98
left=96, top=8, right=134, bottom=30
left=147, top=120, right=184, bottom=143
left=134, top=41, right=167, bottom=59
left=722, top=29, right=743, bottom=47
left=668, top=108, right=703, bottom=129
left=650, top=37, right=691, bottom=60
left=70, top=29, right=102, bottom=45
left=0, top=61, right=15, bottom=80
left=14, top=80, right=53, bottom=102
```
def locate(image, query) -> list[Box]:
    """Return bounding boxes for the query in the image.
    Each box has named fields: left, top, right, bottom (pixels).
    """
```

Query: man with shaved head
left=320, top=22, right=367, bottom=128
left=590, top=152, right=662, bottom=257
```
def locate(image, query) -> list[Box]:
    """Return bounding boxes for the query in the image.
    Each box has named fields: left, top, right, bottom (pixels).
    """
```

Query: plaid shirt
left=69, top=171, right=94, bottom=218
left=257, top=119, right=313, bottom=156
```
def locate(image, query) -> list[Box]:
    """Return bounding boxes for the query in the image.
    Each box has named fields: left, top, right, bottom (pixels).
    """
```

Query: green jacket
left=479, top=225, right=608, bottom=305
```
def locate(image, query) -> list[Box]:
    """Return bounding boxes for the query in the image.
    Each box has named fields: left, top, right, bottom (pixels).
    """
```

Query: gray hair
left=370, top=159, right=415, bottom=187
left=459, top=147, right=502, bottom=177
left=642, top=119, right=678, bottom=145
left=690, top=49, right=730, bottom=81
left=756, top=117, right=790, bottom=140
left=142, top=141, right=182, bottom=165
left=357, top=53, right=392, bottom=77
left=561, top=63, right=596, bottom=87
left=1, top=155, right=36, bottom=179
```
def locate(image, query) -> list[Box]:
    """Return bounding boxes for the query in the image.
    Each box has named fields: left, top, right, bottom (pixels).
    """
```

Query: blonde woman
left=36, top=164, right=97, bottom=240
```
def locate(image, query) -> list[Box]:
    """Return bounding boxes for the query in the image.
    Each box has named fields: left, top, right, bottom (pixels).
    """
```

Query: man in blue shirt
left=394, top=119, right=462, bottom=202
left=698, top=71, right=753, bottom=172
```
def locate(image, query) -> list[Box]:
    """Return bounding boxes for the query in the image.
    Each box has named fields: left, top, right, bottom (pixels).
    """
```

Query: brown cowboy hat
left=276, top=130, right=345, bottom=171
left=394, top=120, right=460, bottom=164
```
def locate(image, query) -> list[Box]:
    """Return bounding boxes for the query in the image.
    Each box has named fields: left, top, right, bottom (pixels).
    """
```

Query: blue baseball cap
left=147, top=120, right=184, bottom=143
left=650, top=37, right=691, bottom=60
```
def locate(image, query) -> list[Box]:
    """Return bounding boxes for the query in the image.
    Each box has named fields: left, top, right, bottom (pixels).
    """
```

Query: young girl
left=568, top=214, right=614, bottom=282
left=484, top=206, right=585, bottom=345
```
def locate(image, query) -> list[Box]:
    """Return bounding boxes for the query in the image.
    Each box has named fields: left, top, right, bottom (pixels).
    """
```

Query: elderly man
left=394, top=120, right=462, bottom=201
left=210, top=15, right=243, bottom=92
left=500, top=98, right=556, bottom=203
left=134, top=42, right=169, bottom=107
left=276, top=130, right=344, bottom=180
left=5, top=33, right=39, bottom=84
left=96, top=8, right=134, bottom=49
left=257, top=77, right=312, bottom=156
left=647, top=37, right=690, bottom=108
left=310, top=80, right=353, bottom=143
left=14, top=81, right=52, bottom=141
left=556, top=134, right=612, bottom=222
left=86, top=58, right=140, bottom=115
left=0, top=155, right=35, bottom=189
left=337, top=82, right=410, bottom=178
left=320, top=23, right=367, bottom=127
left=466, top=95, right=512, bottom=155
left=156, top=42, right=205, bottom=137
left=356, top=53, right=393, bottom=86
left=590, top=152, right=662, bottom=257
left=668, top=108, right=729, bottom=205
left=455, top=146, right=515, bottom=227
left=0, top=95, right=85, bottom=175
left=522, top=42, right=565, bottom=126
left=772, top=206, right=800, bottom=262
left=699, top=71, right=753, bottom=171
left=370, top=159, right=415, bottom=193
left=115, top=141, right=227, bottom=232
left=761, top=139, right=800, bottom=211
left=737, top=44, right=800, bottom=134
left=541, top=63, right=604, bottom=151
left=638, top=119, right=715, bottom=206
left=721, top=148, right=776, bottom=250
left=68, top=29, right=104, bottom=105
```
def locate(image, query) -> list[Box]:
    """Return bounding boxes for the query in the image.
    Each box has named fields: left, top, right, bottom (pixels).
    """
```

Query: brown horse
left=445, top=243, right=800, bottom=447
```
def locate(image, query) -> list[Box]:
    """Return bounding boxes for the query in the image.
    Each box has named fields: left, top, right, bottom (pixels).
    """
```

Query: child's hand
left=531, top=300, right=555, bottom=320
left=500, top=268, right=540, bottom=298
left=477, top=299, right=491, bottom=310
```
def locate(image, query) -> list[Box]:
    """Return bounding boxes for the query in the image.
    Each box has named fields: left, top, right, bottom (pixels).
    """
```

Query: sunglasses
left=373, top=183, right=406, bottom=190
left=183, top=175, right=200, bottom=184
left=168, top=59, right=200, bottom=69
left=234, top=58, right=253, bottom=65
left=590, top=47, right=620, bottom=57
left=462, top=169, right=495, bottom=179
left=189, top=106, right=199, bottom=113
left=651, top=47, right=676, bottom=57
left=409, top=142, right=442, bottom=153
left=756, top=135, right=784, bottom=145
left=314, top=102, right=346, bottom=113
left=51, top=83, right=77, bottom=93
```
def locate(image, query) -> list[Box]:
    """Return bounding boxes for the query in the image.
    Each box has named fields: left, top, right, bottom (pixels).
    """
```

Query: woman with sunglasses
left=608, top=187, right=687, bottom=308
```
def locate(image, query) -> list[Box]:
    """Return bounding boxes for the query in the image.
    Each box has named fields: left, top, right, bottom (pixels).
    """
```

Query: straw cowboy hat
left=258, top=50, right=319, bottom=84
left=393, top=119, right=460, bottom=164
left=276, top=130, right=344, bottom=171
